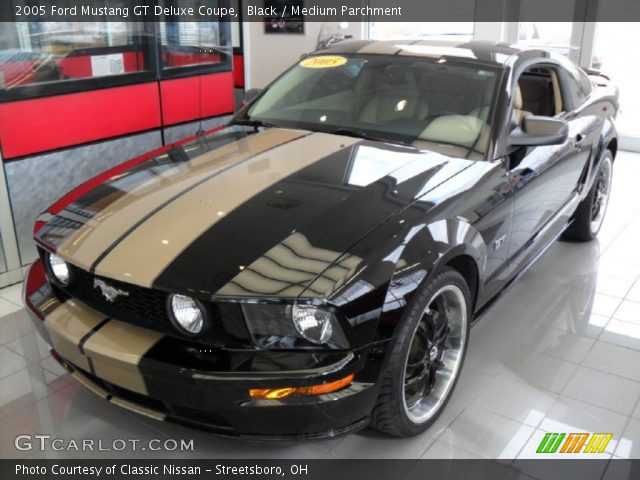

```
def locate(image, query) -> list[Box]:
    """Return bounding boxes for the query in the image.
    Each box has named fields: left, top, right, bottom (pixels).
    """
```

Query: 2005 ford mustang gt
left=25, top=40, right=618, bottom=438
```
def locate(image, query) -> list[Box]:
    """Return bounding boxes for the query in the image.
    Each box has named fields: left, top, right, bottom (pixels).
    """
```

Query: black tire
left=370, top=268, right=471, bottom=437
left=563, top=149, right=613, bottom=242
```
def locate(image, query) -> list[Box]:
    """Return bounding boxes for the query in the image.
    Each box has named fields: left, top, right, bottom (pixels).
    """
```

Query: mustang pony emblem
left=93, top=278, right=130, bottom=302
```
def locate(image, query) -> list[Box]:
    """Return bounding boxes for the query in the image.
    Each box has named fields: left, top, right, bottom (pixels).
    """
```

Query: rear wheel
left=563, top=150, right=613, bottom=242
left=370, top=268, right=470, bottom=436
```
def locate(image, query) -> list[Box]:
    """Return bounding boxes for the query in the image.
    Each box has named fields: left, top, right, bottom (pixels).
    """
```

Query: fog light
left=47, top=253, right=70, bottom=286
left=249, top=374, right=354, bottom=399
left=168, top=294, right=204, bottom=335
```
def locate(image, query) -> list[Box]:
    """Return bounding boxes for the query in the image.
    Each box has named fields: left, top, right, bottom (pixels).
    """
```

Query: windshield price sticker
left=300, top=56, right=348, bottom=68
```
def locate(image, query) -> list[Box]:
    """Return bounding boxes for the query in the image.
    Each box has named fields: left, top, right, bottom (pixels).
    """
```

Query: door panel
left=506, top=142, right=570, bottom=259
left=505, top=71, right=594, bottom=269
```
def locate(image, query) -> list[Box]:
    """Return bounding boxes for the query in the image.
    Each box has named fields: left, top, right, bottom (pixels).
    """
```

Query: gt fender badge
left=93, top=278, right=130, bottom=302
left=493, top=235, right=507, bottom=251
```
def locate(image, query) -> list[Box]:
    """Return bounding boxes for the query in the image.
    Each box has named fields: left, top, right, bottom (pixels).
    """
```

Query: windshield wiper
left=324, top=128, right=399, bottom=145
left=233, top=119, right=278, bottom=129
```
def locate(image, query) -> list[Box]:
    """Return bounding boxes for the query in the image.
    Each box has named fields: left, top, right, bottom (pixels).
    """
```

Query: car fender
left=320, top=216, right=487, bottom=351
left=376, top=217, right=487, bottom=342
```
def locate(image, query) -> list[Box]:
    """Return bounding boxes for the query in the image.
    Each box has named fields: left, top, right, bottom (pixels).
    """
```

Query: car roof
left=318, top=39, right=555, bottom=68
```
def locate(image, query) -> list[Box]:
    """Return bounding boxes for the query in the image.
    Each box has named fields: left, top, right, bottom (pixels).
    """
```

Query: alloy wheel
left=590, top=156, right=613, bottom=235
left=401, top=284, right=467, bottom=424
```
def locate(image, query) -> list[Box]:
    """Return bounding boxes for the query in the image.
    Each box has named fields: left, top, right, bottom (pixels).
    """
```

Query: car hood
left=37, top=126, right=472, bottom=299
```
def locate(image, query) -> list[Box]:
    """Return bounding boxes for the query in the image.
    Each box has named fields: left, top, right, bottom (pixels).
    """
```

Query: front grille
left=64, top=264, right=171, bottom=331
left=54, top=263, right=231, bottom=346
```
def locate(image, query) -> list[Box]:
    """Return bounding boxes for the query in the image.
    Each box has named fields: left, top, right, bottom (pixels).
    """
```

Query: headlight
left=47, top=253, right=70, bottom=286
left=168, top=294, right=204, bottom=335
left=241, top=303, right=348, bottom=349
left=290, top=305, right=333, bottom=344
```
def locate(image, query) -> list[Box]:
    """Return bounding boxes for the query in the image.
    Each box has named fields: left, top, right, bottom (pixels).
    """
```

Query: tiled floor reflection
left=2, top=152, right=640, bottom=465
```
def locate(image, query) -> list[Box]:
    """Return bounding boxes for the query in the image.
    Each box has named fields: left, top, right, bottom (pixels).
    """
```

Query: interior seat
left=513, top=85, right=532, bottom=126
left=413, top=114, right=490, bottom=160
left=518, top=75, right=554, bottom=117
left=419, top=71, right=482, bottom=117
left=358, top=68, right=428, bottom=124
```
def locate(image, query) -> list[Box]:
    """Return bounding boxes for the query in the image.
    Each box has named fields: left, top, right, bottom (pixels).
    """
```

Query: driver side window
left=509, top=65, right=566, bottom=170
left=513, top=65, right=565, bottom=128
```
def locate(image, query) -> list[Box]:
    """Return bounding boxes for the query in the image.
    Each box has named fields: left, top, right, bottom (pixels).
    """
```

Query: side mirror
left=509, top=116, right=569, bottom=147
left=243, top=88, right=263, bottom=105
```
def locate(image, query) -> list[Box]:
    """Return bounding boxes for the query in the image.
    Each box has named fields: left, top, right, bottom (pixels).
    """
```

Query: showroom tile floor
left=2, top=151, right=640, bottom=465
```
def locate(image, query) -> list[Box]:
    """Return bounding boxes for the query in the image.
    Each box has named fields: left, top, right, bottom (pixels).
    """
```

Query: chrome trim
left=192, top=351, right=356, bottom=381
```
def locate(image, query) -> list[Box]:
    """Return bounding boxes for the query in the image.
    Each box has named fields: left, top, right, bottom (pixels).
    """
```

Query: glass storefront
left=369, top=22, right=474, bottom=41
left=516, top=22, right=579, bottom=63
left=0, top=21, right=156, bottom=99
left=0, top=6, right=232, bottom=101
left=160, top=19, right=230, bottom=70
left=591, top=22, right=640, bottom=140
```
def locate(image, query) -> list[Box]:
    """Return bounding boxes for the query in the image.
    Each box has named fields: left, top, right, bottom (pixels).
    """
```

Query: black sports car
left=25, top=40, right=619, bottom=438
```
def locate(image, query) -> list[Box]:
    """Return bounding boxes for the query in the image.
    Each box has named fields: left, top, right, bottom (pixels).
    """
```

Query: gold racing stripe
left=94, top=134, right=360, bottom=287
left=42, top=298, right=164, bottom=395
left=43, top=299, right=106, bottom=373
left=82, top=320, right=163, bottom=395
left=55, top=129, right=304, bottom=272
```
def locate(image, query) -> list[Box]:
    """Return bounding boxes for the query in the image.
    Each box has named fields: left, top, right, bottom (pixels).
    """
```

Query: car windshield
left=241, top=54, right=502, bottom=159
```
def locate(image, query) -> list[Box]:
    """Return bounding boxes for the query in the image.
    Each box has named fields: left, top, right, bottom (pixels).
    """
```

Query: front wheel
left=563, top=149, right=613, bottom=242
left=370, top=268, right=471, bottom=437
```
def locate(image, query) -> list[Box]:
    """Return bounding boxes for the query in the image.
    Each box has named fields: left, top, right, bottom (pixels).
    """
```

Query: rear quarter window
left=561, top=64, right=592, bottom=108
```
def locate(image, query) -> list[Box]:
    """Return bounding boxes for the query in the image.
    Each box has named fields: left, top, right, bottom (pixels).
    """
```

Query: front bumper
left=24, top=261, right=382, bottom=439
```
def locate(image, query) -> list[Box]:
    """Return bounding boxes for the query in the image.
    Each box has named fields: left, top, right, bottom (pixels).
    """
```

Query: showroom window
left=516, top=0, right=582, bottom=63
left=516, top=21, right=578, bottom=60
left=0, top=21, right=156, bottom=100
left=591, top=22, right=640, bottom=139
left=0, top=3, right=233, bottom=100
left=158, top=0, right=231, bottom=77
left=369, top=22, right=474, bottom=41
left=159, top=21, right=231, bottom=72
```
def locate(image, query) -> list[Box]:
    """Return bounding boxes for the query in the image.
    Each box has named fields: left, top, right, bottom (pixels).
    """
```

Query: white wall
left=243, top=22, right=364, bottom=89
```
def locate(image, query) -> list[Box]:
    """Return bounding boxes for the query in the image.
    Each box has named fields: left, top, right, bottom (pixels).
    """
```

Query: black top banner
left=3, top=0, right=640, bottom=22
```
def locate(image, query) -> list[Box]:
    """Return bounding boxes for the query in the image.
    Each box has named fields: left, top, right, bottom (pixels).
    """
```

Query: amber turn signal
left=249, top=374, right=355, bottom=399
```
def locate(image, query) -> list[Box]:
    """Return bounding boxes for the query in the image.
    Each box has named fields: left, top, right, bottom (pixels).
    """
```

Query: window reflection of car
left=30, top=32, right=106, bottom=54
left=0, top=50, right=62, bottom=87
left=25, top=40, right=619, bottom=439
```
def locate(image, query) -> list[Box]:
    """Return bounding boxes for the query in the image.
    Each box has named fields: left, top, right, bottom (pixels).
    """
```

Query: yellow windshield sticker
left=300, top=56, right=348, bottom=68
